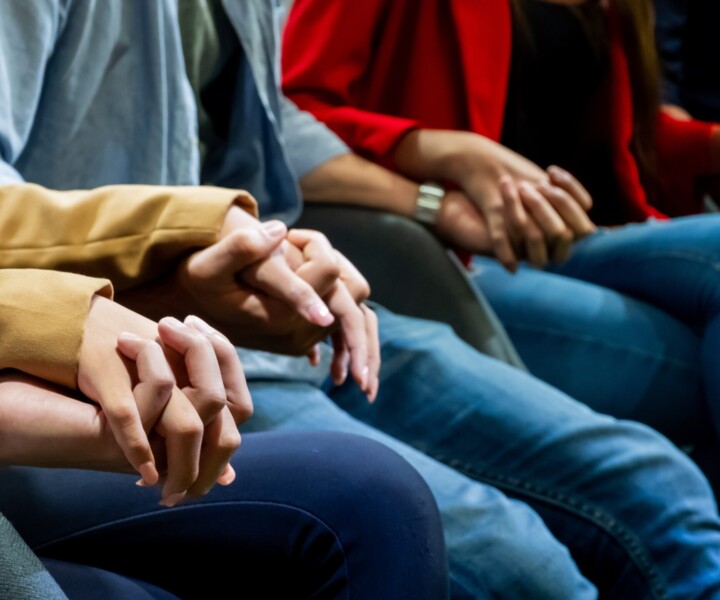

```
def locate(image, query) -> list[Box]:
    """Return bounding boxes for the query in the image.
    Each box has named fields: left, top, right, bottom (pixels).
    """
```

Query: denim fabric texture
left=472, top=216, right=720, bottom=444
left=245, top=308, right=720, bottom=599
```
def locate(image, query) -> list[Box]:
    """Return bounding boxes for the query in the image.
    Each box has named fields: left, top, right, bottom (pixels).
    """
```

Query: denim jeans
left=471, top=215, right=720, bottom=446
left=0, top=432, right=448, bottom=600
left=244, top=308, right=720, bottom=600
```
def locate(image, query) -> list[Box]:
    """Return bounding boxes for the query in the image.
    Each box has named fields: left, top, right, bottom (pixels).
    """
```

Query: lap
left=1, top=431, right=447, bottom=600
left=470, top=255, right=709, bottom=443
left=332, top=310, right=720, bottom=596
left=553, top=216, right=720, bottom=321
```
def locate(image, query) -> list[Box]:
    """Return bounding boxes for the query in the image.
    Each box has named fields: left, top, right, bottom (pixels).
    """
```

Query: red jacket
left=283, top=0, right=718, bottom=223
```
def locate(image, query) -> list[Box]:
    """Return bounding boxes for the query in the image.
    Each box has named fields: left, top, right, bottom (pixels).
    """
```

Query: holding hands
left=120, top=205, right=380, bottom=402
left=78, top=296, right=249, bottom=506
left=395, top=130, right=597, bottom=271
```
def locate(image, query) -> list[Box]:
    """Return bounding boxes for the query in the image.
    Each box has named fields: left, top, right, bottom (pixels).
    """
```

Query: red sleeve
left=656, top=110, right=719, bottom=216
left=282, top=0, right=420, bottom=168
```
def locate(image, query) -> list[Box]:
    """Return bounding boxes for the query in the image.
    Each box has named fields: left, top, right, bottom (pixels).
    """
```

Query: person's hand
left=120, top=315, right=250, bottom=504
left=504, top=167, right=596, bottom=267
left=284, top=231, right=379, bottom=401
left=78, top=296, right=168, bottom=485
left=0, top=319, right=247, bottom=503
left=447, top=135, right=596, bottom=269
left=435, top=177, right=595, bottom=269
left=165, top=206, right=337, bottom=353
left=244, top=230, right=379, bottom=401
left=78, top=297, right=251, bottom=505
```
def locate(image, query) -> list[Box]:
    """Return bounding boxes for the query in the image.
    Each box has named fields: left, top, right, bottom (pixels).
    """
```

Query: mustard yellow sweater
left=0, top=184, right=256, bottom=388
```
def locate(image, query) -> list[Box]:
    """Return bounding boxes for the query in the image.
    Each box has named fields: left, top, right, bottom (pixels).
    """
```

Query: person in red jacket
left=283, top=0, right=720, bottom=448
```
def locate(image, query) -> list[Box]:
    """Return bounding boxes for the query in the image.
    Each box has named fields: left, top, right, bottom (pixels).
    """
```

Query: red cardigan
left=283, top=0, right=718, bottom=223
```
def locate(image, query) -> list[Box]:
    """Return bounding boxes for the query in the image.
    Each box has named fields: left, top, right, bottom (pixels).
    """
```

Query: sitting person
left=6, top=0, right=720, bottom=597
left=0, top=185, right=449, bottom=599
left=282, top=0, right=720, bottom=451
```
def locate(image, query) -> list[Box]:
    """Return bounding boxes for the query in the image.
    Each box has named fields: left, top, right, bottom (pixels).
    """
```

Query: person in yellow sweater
left=0, top=183, right=448, bottom=599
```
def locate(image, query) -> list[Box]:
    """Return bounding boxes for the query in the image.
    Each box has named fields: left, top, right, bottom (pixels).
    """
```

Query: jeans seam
left=503, top=323, right=699, bottom=373
left=31, top=500, right=351, bottom=600
left=431, top=453, right=669, bottom=600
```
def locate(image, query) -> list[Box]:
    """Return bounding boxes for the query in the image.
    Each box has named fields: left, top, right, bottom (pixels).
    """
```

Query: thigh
left=552, top=215, right=720, bottom=322
left=470, top=256, right=709, bottom=444
left=330, top=309, right=720, bottom=599
left=246, top=380, right=596, bottom=599
left=0, top=432, right=447, bottom=600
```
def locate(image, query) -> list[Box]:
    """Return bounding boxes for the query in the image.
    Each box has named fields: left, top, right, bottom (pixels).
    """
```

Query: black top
left=501, top=0, right=623, bottom=224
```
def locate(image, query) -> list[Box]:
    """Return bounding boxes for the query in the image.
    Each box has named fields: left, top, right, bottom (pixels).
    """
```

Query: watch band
left=414, top=182, right=446, bottom=225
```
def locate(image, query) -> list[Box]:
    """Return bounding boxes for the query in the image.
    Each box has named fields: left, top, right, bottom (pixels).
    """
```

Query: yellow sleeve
left=0, top=270, right=112, bottom=389
left=0, top=183, right=257, bottom=291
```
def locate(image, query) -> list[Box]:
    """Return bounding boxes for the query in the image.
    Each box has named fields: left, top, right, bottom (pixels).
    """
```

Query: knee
left=308, top=432, right=444, bottom=529
left=291, top=432, right=450, bottom=598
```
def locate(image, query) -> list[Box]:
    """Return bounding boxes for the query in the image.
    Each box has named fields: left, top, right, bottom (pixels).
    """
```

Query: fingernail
left=162, top=317, right=186, bottom=331
left=361, top=366, right=370, bottom=391
left=159, top=491, right=186, bottom=508
left=549, top=166, right=568, bottom=179
left=119, top=332, right=142, bottom=341
left=135, top=479, right=148, bottom=487
left=335, top=367, right=348, bottom=386
left=138, top=461, right=158, bottom=486
left=187, top=315, right=217, bottom=335
left=218, top=466, right=236, bottom=486
left=372, top=379, right=380, bottom=403
left=308, top=301, right=334, bottom=327
left=262, top=220, right=287, bottom=239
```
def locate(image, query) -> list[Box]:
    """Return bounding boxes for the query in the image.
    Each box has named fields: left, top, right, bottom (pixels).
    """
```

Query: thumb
left=186, top=220, right=287, bottom=281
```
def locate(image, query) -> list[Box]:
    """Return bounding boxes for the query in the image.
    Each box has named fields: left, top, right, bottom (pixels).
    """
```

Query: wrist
left=436, top=133, right=491, bottom=183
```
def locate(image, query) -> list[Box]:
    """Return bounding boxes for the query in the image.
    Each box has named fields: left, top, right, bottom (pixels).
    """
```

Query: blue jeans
left=0, top=432, right=448, bottom=600
left=471, top=215, right=720, bottom=445
left=244, top=308, right=720, bottom=600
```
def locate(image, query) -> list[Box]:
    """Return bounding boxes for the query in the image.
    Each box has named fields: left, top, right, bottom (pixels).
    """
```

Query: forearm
left=393, top=129, right=486, bottom=183
left=0, top=373, right=122, bottom=470
left=300, top=153, right=420, bottom=218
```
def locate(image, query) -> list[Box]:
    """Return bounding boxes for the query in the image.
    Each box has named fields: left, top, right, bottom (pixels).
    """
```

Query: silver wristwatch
left=414, top=182, right=446, bottom=225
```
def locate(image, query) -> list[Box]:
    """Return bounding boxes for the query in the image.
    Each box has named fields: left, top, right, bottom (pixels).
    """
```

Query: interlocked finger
left=185, top=315, right=253, bottom=426
left=187, top=407, right=241, bottom=498
left=158, top=317, right=227, bottom=425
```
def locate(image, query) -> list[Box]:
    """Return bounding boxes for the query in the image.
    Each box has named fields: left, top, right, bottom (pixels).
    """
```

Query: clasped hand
left=0, top=297, right=251, bottom=507
left=159, top=206, right=380, bottom=401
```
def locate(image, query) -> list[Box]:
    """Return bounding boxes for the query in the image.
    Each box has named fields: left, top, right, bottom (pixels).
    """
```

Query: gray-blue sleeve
left=280, top=95, right=350, bottom=179
left=0, top=0, right=65, bottom=184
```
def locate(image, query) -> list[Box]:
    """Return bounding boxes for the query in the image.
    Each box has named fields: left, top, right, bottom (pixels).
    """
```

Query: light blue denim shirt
left=0, top=0, right=348, bottom=221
